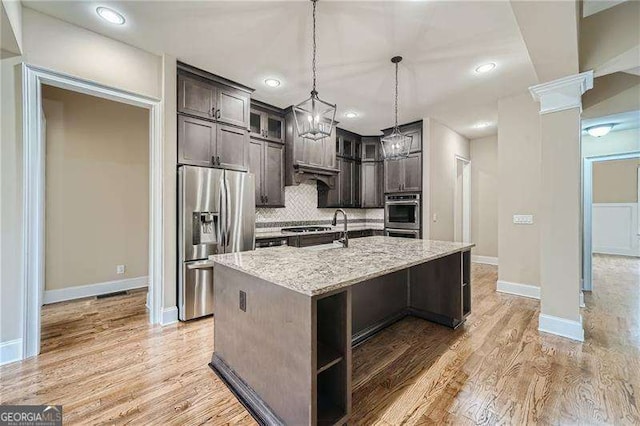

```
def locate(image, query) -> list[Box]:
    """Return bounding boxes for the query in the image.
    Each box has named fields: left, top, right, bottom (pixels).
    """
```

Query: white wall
left=470, top=135, right=498, bottom=259
left=583, top=128, right=640, bottom=158
left=423, top=118, right=470, bottom=241
left=1, top=0, right=23, bottom=57
left=593, top=203, right=640, bottom=257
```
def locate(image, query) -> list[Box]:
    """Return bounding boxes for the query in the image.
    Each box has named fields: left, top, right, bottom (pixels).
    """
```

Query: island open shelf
left=209, top=237, right=473, bottom=425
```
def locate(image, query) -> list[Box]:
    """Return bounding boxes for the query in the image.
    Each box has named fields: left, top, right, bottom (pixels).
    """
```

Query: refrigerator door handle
left=219, top=177, right=226, bottom=249
left=224, top=176, right=232, bottom=250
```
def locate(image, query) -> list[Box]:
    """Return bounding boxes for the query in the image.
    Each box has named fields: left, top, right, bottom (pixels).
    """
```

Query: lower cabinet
left=248, top=138, right=284, bottom=207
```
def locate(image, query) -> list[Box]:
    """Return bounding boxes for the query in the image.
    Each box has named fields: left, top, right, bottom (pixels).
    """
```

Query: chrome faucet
left=331, top=209, right=349, bottom=248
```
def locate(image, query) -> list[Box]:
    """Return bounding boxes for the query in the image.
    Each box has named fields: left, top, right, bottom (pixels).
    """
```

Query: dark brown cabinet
left=178, top=74, right=250, bottom=129
left=178, top=75, right=216, bottom=120
left=250, top=107, right=284, bottom=144
left=361, top=161, right=383, bottom=207
left=381, top=121, right=422, bottom=153
left=178, top=115, right=216, bottom=167
left=249, top=137, right=285, bottom=207
left=384, top=152, right=422, bottom=193
left=178, top=115, right=249, bottom=170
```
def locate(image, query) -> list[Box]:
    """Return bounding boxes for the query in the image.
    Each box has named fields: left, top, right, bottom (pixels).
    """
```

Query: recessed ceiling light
left=96, top=6, right=126, bottom=25
left=475, top=62, right=496, bottom=74
left=586, top=124, right=614, bottom=137
left=344, top=111, right=358, bottom=119
left=264, top=78, right=281, bottom=88
left=473, top=122, right=493, bottom=129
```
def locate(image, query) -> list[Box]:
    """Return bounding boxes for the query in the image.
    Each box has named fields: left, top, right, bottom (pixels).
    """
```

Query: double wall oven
left=384, top=193, right=421, bottom=238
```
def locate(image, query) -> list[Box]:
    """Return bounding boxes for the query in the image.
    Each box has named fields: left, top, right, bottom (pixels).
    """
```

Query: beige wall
left=1, top=7, right=165, bottom=346
left=539, top=107, right=582, bottom=322
left=22, top=8, right=161, bottom=99
left=593, top=158, right=639, bottom=203
left=1, top=56, right=23, bottom=342
left=42, top=86, right=149, bottom=291
left=497, top=92, right=541, bottom=287
left=470, top=135, right=498, bottom=258
left=423, top=118, right=470, bottom=241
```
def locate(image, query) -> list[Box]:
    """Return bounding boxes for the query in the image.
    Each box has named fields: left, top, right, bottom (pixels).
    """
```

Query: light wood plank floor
left=1, top=255, right=638, bottom=425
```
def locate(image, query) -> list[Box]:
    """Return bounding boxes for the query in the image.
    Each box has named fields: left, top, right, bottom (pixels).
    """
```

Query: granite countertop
left=209, top=236, right=474, bottom=297
left=255, top=223, right=384, bottom=239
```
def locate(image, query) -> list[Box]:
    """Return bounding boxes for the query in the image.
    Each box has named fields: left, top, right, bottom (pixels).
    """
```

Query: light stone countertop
left=209, top=236, right=474, bottom=297
left=255, top=223, right=384, bottom=239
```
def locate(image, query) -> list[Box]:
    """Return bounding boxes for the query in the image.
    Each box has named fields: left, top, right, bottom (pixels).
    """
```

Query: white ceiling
left=582, top=110, right=640, bottom=133
left=23, top=1, right=538, bottom=139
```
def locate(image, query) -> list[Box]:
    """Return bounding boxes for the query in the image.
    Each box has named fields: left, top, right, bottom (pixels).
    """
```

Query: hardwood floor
left=1, top=256, right=638, bottom=425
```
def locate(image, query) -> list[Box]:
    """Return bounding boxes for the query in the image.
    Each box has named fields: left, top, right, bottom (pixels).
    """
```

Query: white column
left=529, top=71, right=593, bottom=341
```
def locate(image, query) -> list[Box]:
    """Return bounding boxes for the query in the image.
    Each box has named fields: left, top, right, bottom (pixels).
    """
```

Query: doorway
left=583, top=152, right=640, bottom=291
left=454, top=156, right=471, bottom=243
left=21, top=65, right=164, bottom=359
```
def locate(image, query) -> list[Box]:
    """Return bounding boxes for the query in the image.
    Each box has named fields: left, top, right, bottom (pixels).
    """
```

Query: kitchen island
left=209, top=236, right=474, bottom=426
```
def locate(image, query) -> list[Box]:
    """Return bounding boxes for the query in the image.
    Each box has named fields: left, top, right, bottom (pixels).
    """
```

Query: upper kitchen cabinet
left=361, top=161, right=383, bottom=207
left=336, top=128, right=361, bottom=159
left=384, top=152, right=422, bottom=193
left=249, top=137, right=285, bottom=207
left=216, top=86, right=250, bottom=128
left=177, top=63, right=253, bottom=130
left=178, top=115, right=216, bottom=167
left=216, top=124, right=249, bottom=171
left=249, top=101, right=285, bottom=144
left=381, top=120, right=422, bottom=153
left=178, top=115, right=249, bottom=170
left=361, top=136, right=381, bottom=161
left=178, top=74, right=216, bottom=120
left=284, top=107, right=339, bottom=186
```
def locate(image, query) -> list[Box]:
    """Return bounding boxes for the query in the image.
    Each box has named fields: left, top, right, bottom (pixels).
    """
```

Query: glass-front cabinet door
left=248, top=108, right=284, bottom=144
left=249, top=109, right=263, bottom=139
left=266, top=115, right=284, bottom=143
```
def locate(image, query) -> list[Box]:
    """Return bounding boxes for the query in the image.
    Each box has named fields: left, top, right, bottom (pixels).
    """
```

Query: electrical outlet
left=432, top=213, right=438, bottom=222
left=513, top=214, right=534, bottom=225
left=239, top=290, right=246, bottom=312
left=116, top=264, right=126, bottom=274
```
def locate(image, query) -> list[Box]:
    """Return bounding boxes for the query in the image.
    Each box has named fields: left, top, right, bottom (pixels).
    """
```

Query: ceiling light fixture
left=586, top=124, right=614, bottom=137
left=475, top=62, right=496, bottom=74
left=381, top=56, right=412, bottom=160
left=474, top=122, right=493, bottom=129
left=293, top=0, right=337, bottom=141
left=264, top=78, right=281, bottom=88
left=344, top=111, right=358, bottom=119
left=96, top=6, right=126, bottom=25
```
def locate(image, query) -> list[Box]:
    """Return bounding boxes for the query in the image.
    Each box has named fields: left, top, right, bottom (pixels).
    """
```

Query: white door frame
left=454, top=155, right=471, bottom=243
left=21, top=63, right=165, bottom=359
left=582, top=150, right=640, bottom=292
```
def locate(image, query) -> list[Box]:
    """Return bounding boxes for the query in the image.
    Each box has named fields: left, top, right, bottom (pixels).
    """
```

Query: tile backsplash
left=256, top=181, right=383, bottom=228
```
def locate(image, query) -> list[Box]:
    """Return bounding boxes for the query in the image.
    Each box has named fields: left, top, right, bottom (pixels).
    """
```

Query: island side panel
left=350, top=270, right=409, bottom=345
left=409, top=252, right=464, bottom=328
left=212, top=264, right=314, bottom=425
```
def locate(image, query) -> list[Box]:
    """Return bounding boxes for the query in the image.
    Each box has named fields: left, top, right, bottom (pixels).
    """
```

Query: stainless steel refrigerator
left=178, top=165, right=255, bottom=321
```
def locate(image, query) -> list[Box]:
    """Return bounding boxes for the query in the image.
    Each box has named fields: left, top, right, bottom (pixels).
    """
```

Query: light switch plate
left=116, top=264, right=126, bottom=274
left=513, top=214, right=534, bottom=225
left=432, top=213, right=438, bottom=222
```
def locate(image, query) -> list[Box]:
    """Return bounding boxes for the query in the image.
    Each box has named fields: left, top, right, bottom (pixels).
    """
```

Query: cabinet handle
left=211, top=107, right=216, bottom=117
left=216, top=156, right=221, bottom=165
left=212, top=156, right=216, bottom=165
left=265, top=195, right=268, bottom=203
left=216, top=109, right=221, bottom=119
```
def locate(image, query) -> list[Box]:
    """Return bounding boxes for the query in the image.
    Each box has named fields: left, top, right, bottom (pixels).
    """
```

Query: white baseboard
left=538, top=314, right=584, bottom=342
left=471, top=255, right=498, bottom=266
left=0, top=339, right=23, bottom=366
left=43, top=276, right=148, bottom=304
left=161, top=306, right=178, bottom=325
left=496, top=280, right=540, bottom=300
left=593, top=248, right=640, bottom=257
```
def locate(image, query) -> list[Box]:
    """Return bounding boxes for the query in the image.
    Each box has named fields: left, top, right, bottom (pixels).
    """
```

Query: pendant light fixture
left=381, top=56, right=412, bottom=160
left=293, top=0, right=337, bottom=141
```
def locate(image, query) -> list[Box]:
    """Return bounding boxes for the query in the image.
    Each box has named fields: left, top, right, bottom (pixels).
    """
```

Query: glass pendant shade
left=381, top=129, right=412, bottom=160
left=293, top=90, right=337, bottom=140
